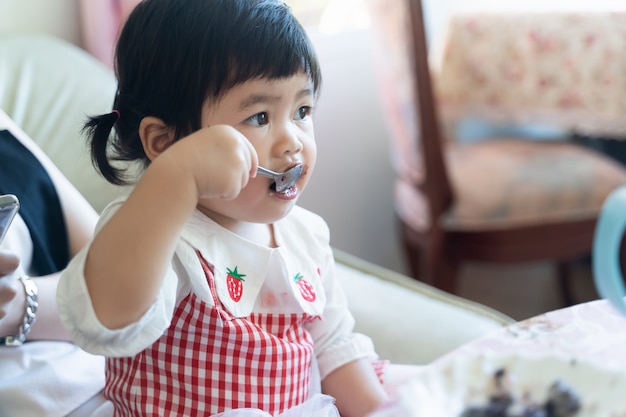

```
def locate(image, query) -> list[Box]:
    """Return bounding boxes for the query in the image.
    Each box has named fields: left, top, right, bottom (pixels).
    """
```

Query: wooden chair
left=366, top=0, right=626, bottom=305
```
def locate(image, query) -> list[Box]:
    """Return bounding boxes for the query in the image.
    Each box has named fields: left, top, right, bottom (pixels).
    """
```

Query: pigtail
left=83, top=111, right=126, bottom=186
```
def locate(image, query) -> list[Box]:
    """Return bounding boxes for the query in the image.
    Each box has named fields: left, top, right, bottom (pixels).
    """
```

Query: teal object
left=593, top=187, right=626, bottom=316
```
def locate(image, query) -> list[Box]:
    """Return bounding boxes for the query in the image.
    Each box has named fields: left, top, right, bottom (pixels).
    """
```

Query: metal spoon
left=257, top=164, right=303, bottom=193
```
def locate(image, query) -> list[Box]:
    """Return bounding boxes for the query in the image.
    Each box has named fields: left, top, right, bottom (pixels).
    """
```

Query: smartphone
left=0, top=194, right=20, bottom=245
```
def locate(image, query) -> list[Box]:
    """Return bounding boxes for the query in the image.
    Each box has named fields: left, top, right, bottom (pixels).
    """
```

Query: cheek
left=306, top=147, right=317, bottom=176
left=305, top=137, right=317, bottom=163
left=242, top=177, right=272, bottom=198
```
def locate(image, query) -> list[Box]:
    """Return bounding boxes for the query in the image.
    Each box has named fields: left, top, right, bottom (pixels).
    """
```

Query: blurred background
left=287, top=0, right=604, bottom=320
left=2, top=0, right=621, bottom=320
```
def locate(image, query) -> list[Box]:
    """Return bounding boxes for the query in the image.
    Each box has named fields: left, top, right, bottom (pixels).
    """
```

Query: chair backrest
left=405, top=0, right=452, bottom=220
left=366, top=0, right=452, bottom=225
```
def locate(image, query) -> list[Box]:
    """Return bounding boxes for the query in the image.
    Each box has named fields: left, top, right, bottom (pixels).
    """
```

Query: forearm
left=321, top=358, right=389, bottom=417
left=28, top=274, right=71, bottom=341
left=85, top=154, right=198, bottom=330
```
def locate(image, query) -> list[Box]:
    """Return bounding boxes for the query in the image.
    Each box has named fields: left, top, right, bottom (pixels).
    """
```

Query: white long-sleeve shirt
left=58, top=200, right=377, bottom=414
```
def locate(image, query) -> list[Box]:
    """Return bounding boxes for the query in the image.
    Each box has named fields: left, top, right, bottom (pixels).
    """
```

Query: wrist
left=0, top=276, right=38, bottom=346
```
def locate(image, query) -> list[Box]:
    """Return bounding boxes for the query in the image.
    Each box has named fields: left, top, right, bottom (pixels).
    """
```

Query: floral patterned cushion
left=436, top=11, right=626, bottom=138
left=395, top=140, right=626, bottom=232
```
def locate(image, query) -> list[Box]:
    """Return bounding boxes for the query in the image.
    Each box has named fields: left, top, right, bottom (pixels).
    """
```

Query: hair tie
left=112, top=110, right=121, bottom=120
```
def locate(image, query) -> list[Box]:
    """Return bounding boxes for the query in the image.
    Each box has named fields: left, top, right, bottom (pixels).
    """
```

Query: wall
left=0, top=0, right=82, bottom=45
left=298, top=29, right=407, bottom=274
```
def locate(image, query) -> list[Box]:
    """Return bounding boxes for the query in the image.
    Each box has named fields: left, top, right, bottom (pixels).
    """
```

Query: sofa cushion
left=0, top=34, right=125, bottom=213
left=334, top=249, right=513, bottom=365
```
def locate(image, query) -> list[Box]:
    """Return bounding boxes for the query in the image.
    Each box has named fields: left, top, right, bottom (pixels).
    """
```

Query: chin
left=255, top=201, right=298, bottom=224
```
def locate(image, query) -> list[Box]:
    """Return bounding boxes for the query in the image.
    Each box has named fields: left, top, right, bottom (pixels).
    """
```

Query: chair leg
left=397, top=220, right=459, bottom=292
left=429, top=257, right=458, bottom=294
left=557, top=261, right=575, bottom=306
left=398, top=219, right=429, bottom=283
left=402, top=241, right=423, bottom=283
left=427, top=231, right=458, bottom=294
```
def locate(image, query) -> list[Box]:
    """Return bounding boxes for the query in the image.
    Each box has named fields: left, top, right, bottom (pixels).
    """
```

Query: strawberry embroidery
left=226, top=267, right=246, bottom=302
left=294, top=272, right=316, bottom=302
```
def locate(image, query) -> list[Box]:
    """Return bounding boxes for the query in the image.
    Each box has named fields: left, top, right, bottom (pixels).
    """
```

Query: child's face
left=198, top=72, right=317, bottom=226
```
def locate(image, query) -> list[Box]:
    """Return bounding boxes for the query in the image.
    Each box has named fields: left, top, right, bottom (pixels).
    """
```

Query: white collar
left=178, top=207, right=327, bottom=318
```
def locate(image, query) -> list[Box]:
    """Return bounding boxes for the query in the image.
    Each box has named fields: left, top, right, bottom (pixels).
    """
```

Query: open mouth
left=260, top=163, right=303, bottom=193
left=269, top=182, right=295, bottom=194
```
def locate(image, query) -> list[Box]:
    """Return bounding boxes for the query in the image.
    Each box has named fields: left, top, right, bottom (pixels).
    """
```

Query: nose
left=273, top=122, right=303, bottom=157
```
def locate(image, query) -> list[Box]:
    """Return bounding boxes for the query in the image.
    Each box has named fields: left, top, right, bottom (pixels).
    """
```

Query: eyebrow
left=238, top=87, right=315, bottom=111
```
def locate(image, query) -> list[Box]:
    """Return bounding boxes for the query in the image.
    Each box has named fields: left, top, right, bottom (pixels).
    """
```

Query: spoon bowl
left=257, top=164, right=303, bottom=193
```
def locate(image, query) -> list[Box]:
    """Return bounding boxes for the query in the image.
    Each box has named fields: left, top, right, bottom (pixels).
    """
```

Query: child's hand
left=181, top=125, right=258, bottom=200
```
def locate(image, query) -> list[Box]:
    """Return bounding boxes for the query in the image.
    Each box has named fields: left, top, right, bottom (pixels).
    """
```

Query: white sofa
left=0, top=34, right=514, bottom=366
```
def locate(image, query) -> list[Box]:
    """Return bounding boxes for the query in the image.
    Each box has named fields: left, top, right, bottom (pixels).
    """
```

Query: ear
left=138, top=116, right=176, bottom=161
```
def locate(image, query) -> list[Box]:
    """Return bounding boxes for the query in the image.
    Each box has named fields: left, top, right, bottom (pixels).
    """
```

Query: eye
left=295, top=106, right=312, bottom=121
left=246, top=112, right=269, bottom=126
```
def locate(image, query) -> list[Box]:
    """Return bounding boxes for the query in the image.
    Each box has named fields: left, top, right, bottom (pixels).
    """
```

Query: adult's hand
left=0, top=249, right=20, bottom=323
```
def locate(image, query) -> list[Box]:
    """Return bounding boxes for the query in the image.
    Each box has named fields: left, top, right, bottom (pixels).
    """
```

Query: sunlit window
left=285, top=0, right=370, bottom=34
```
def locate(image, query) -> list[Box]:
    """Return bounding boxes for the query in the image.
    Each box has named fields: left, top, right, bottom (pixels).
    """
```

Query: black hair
left=84, top=0, right=322, bottom=185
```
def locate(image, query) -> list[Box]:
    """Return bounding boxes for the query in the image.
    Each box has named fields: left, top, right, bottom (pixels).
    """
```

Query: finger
left=0, top=250, right=19, bottom=276
left=226, top=125, right=257, bottom=178
left=247, top=141, right=259, bottom=179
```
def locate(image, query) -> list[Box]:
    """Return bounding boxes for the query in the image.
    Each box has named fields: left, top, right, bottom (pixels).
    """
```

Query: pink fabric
left=435, top=299, right=626, bottom=371
left=79, top=0, right=141, bottom=69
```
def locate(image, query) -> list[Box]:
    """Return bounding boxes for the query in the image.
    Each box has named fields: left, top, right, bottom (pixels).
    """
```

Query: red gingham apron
left=104, top=253, right=317, bottom=416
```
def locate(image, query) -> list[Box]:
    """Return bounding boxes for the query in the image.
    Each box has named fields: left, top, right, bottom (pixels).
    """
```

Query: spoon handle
left=257, top=166, right=278, bottom=178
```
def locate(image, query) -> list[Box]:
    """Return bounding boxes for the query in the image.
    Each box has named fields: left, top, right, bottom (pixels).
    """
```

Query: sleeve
left=56, top=199, right=181, bottom=357
left=305, top=240, right=379, bottom=381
